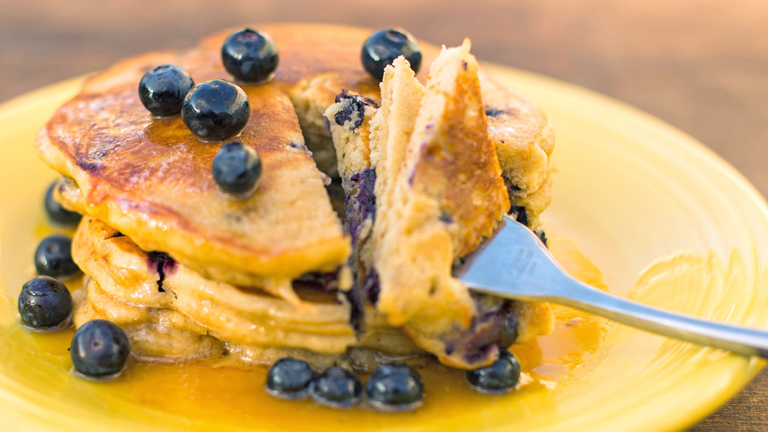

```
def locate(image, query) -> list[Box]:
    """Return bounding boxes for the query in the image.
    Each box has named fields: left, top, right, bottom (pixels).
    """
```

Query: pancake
left=37, top=24, right=553, bottom=293
left=37, top=23, right=556, bottom=370
left=72, top=217, right=423, bottom=369
left=37, top=52, right=349, bottom=302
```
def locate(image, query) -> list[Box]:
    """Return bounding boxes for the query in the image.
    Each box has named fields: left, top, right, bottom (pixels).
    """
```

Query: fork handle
left=549, top=275, right=768, bottom=358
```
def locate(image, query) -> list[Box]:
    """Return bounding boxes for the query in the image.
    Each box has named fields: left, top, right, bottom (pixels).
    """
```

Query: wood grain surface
left=1, top=0, right=767, bottom=430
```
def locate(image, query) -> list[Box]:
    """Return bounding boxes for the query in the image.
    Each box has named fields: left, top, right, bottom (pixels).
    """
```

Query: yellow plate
left=1, top=65, right=768, bottom=431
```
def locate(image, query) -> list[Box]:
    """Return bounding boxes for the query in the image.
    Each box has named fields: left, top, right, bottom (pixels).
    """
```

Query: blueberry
left=466, top=349, right=521, bottom=394
left=212, top=141, right=262, bottom=195
left=221, top=28, right=279, bottom=83
left=181, top=79, right=250, bottom=141
left=266, top=358, right=314, bottom=399
left=71, top=319, right=131, bottom=379
left=365, top=363, right=424, bottom=412
left=361, top=29, right=422, bottom=81
left=310, top=366, right=362, bottom=408
left=333, top=90, right=378, bottom=131
left=44, top=181, right=81, bottom=226
left=138, top=64, right=194, bottom=117
left=34, top=235, right=80, bottom=279
left=17, top=276, right=73, bottom=330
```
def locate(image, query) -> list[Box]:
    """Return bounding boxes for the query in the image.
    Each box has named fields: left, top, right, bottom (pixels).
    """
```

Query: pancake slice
left=325, top=43, right=554, bottom=368
left=325, top=91, right=380, bottom=290
left=370, top=43, right=514, bottom=368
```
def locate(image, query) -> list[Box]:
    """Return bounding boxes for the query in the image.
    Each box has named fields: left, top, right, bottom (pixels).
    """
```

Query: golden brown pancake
left=37, top=24, right=552, bottom=292
left=72, top=217, right=424, bottom=369
left=36, top=53, right=350, bottom=299
left=37, top=23, right=556, bottom=369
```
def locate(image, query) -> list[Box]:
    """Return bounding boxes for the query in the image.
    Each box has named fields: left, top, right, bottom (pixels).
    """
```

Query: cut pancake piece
left=325, top=59, right=426, bottom=302
left=326, top=44, right=554, bottom=368
left=36, top=49, right=350, bottom=296
left=72, top=217, right=423, bottom=369
left=401, top=40, right=510, bottom=257
left=325, top=90, right=380, bottom=289
left=370, top=43, right=518, bottom=368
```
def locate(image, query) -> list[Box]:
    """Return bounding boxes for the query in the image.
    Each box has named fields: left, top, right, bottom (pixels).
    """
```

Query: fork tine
left=454, top=216, right=564, bottom=300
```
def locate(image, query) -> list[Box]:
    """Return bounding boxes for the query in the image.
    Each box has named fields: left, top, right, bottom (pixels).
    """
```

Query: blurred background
left=1, top=0, right=766, bottom=429
left=2, top=0, right=767, bottom=195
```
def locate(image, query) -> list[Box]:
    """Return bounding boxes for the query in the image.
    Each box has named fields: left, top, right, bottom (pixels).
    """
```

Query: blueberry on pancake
left=221, top=28, right=279, bottom=83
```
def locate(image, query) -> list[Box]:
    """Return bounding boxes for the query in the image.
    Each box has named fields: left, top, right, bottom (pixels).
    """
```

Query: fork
left=454, top=216, right=768, bottom=358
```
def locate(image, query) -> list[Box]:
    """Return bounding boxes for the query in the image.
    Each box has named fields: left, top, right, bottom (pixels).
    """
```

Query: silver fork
left=454, top=216, right=768, bottom=358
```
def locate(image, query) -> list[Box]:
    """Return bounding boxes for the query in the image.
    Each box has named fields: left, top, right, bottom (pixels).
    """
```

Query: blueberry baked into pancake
left=26, top=23, right=555, bottom=409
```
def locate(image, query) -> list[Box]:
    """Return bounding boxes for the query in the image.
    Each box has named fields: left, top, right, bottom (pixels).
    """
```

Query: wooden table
left=1, top=0, right=766, bottom=429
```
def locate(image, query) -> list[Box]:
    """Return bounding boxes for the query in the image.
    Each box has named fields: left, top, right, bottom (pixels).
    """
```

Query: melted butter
left=1, top=228, right=611, bottom=429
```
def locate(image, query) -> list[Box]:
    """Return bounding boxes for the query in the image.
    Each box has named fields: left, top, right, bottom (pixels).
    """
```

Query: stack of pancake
left=35, top=24, right=555, bottom=370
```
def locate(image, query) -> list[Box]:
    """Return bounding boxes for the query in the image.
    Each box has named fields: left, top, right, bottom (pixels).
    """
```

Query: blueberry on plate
left=138, top=64, right=194, bottom=117
left=466, top=349, right=521, bottom=394
left=221, top=28, right=279, bottom=83
left=266, top=358, right=314, bottom=399
left=310, top=366, right=362, bottom=408
left=44, top=180, right=81, bottom=226
left=181, top=79, right=250, bottom=141
left=71, top=319, right=131, bottom=379
left=361, top=28, right=422, bottom=81
left=17, top=276, right=73, bottom=330
left=34, top=234, right=81, bottom=279
left=212, top=141, right=262, bottom=195
left=365, top=363, right=424, bottom=412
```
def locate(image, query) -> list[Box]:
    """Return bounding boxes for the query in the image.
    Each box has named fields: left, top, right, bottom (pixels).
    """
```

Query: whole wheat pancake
left=36, top=51, right=349, bottom=298
left=72, top=217, right=423, bottom=369
left=325, top=44, right=553, bottom=368
left=37, top=24, right=553, bottom=295
left=38, top=23, right=556, bottom=369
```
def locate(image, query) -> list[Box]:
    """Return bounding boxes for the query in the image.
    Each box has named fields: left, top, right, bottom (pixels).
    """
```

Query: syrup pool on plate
left=0, top=195, right=611, bottom=430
